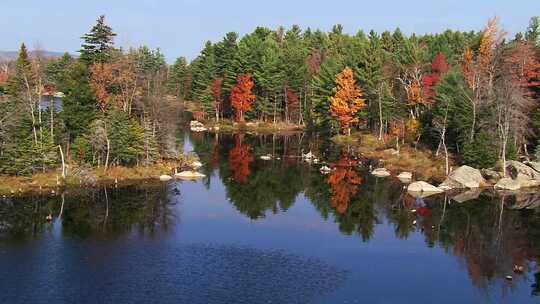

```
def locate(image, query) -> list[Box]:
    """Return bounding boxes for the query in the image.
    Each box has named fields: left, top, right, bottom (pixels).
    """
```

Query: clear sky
left=1, top=0, right=539, bottom=62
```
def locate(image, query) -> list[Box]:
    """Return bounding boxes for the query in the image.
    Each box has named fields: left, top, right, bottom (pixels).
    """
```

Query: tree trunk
left=105, top=138, right=110, bottom=172
left=57, top=145, right=66, bottom=178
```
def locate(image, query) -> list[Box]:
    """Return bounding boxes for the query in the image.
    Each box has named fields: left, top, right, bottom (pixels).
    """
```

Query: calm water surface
left=2, top=132, right=540, bottom=303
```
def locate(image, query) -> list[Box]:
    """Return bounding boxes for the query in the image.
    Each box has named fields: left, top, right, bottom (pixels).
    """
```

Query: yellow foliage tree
left=329, top=67, right=366, bottom=135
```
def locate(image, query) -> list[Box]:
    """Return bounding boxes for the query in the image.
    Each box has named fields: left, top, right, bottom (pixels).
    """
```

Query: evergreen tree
left=167, top=56, right=188, bottom=98
left=526, top=16, right=540, bottom=47
left=79, top=15, right=117, bottom=64
left=59, top=61, right=97, bottom=141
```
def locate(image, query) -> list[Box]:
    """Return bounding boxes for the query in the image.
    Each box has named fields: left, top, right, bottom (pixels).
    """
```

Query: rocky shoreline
left=369, top=160, right=540, bottom=198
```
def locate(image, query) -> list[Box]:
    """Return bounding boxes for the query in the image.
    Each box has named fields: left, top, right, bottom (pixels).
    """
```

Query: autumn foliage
left=504, top=41, right=540, bottom=96
left=89, top=63, right=116, bottom=112
left=422, top=52, right=449, bottom=101
left=230, top=73, right=256, bottom=122
left=329, top=67, right=366, bottom=135
left=326, top=152, right=362, bottom=214
left=228, top=135, right=254, bottom=183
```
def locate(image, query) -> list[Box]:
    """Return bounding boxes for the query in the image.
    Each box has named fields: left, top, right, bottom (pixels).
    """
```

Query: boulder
left=371, top=168, right=391, bottom=177
left=397, top=172, right=412, bottom=180
left=190, top=121, right=207, bottom=132
left=516, top=176, right=540, bottom=188
left=175, top=171, right=206, bottom=180
left=408, top=181, right=444, bottom=194
left=450, top=188, right=483, bottom=203
left=439, top=165, right=485, bottom=189
left=525, top=161, right=540, bottom=173
left=495, top=178, right=521, bottom=191
left=506, top=161, right=540, bottom=180
left=481, top=168, right=501, bottom=182
left=159, top=175, right=172, bottom=182
left=190, top=161, right=203, bottom=169
left=319, top=165, right=332, bottom=174
left=260, top=154, right=272, bottom=161
left=302, top=151, right=314, bottom=160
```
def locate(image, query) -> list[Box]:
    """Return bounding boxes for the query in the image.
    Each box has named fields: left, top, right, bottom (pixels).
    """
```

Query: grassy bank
left=204, top=119, right=305, bottom=134
left=333, top=132, right=451, bottom=182
left=0, top=157, right=197, bottom=196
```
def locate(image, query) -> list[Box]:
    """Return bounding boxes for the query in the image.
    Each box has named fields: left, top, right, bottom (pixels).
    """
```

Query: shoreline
left=332, top=132, right=449, bottom=182
left=0, top=158, right=197, bottom=196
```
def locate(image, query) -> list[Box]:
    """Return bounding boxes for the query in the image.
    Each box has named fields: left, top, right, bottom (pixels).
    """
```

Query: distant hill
left=0, top=50, right=74, bottom=61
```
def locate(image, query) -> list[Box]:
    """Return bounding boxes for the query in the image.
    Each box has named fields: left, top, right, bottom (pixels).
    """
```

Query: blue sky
left=1, top=0, right=539, bottom=62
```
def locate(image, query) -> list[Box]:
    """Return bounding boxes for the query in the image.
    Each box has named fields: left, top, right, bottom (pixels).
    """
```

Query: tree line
left=0, top=16, right=182, bottom=176
left=175, top=17, right=540, bottom=170
left=1, top=16, right=540, bottom=176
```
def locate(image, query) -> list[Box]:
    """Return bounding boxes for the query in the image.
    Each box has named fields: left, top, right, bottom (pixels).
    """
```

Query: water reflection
left=190, top=132, right=540, bottom=299
left=0, top=183, right=179, bottom=241
left=3, top=132, right=540, bottom=302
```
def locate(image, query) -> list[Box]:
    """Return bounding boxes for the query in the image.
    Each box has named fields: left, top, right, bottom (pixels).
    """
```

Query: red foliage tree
left=230, top=73, right=256, bottom=122
left=228, top=135, right=254, bottom=183
left=285, top=87, right=299, bottom=123
left=422, top=52, right=449, bottom=101
left=504, top=41, right=540, bottom=96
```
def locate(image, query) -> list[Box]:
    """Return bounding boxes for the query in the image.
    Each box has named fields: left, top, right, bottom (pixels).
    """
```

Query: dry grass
left=205, top=119, right=305, bottom=133
left=0, top=156, right=194, bottom=195
left=334, top=132, right=450, bottom=181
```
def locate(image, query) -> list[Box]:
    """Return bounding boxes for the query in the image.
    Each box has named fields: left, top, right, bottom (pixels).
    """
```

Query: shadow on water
left=2, top=131, right=540, bottom=303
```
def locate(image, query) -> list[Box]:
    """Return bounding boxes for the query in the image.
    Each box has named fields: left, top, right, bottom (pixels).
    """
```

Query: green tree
left=526, top=16, right=540, bottom=47
left=79, top=15, right=117, bottom=64
left=59, top=61, right=98, bottom=141
left=167, top=56, right=188, bottom=98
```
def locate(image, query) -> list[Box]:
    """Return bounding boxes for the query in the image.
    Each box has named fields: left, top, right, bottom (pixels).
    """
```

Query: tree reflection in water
left=4, top=132, right=540, bottom=299
left=326, top=151, right=362, bottom=214
left=188, top=132, right=540, bottom=297
left=0, top=183, right=179, bottom=241
left=228, top=134, right=254, bottom=183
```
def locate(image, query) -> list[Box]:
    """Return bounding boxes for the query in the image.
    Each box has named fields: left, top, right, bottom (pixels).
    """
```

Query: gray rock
left=397, top=172, right=412, bottom=180
left=495, top=178, right=521, bottom=191
left=481, top=168, right=501, bottom=181
left=439, top=165, right=486, bottom=189
left=371, top=168, right=391, bottom=177
left=408, top=181, right=444, bottom=196
left=175, top=171, right=206, bottom=180
left=516, top=176, right=540, bottom=188
left=524, top=161, right=540, bottom=173
left=159, top=175, right=172, bottom=182
left=506, top=161, right=540, bottom=180
left=450, top=188, right=483, bottom=203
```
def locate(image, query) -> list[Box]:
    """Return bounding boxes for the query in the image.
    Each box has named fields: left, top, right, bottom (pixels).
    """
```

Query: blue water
left=1, top=133, right=539, bottom=303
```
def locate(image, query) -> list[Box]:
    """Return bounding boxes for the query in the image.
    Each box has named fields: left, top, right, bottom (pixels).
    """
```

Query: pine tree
left=79, top=15, right=117, bottom=64
left=526, top=16, right=540, bottom=47
left=167, top=57, right=188, bottom=98
left=59, top=61, right=98, bottom=141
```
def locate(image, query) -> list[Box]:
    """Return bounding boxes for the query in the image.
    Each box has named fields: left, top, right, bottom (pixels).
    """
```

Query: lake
left=1, top=131, right=540, bottom=303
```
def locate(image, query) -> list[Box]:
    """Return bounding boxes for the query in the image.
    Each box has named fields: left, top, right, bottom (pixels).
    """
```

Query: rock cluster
left=190, top=121, right=207, bottom=132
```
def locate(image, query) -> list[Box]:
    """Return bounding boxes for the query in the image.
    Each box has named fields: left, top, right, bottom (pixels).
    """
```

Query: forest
left=1, top=15, right=540, bottom=177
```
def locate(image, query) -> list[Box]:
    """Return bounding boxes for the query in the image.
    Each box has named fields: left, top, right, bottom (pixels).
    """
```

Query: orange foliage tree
left=461, top=17, right=506, bottom=140
left=329, top=67, right=366, bottom=135
left=326, top=152, right=362, bottom=214
left=228, top=135, right=254, bottom=183
left=230, top=73, right=256, bottom=122
left=89, top=63, right=115, bottom=112
left=89, top=55, right=140, bottom=114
